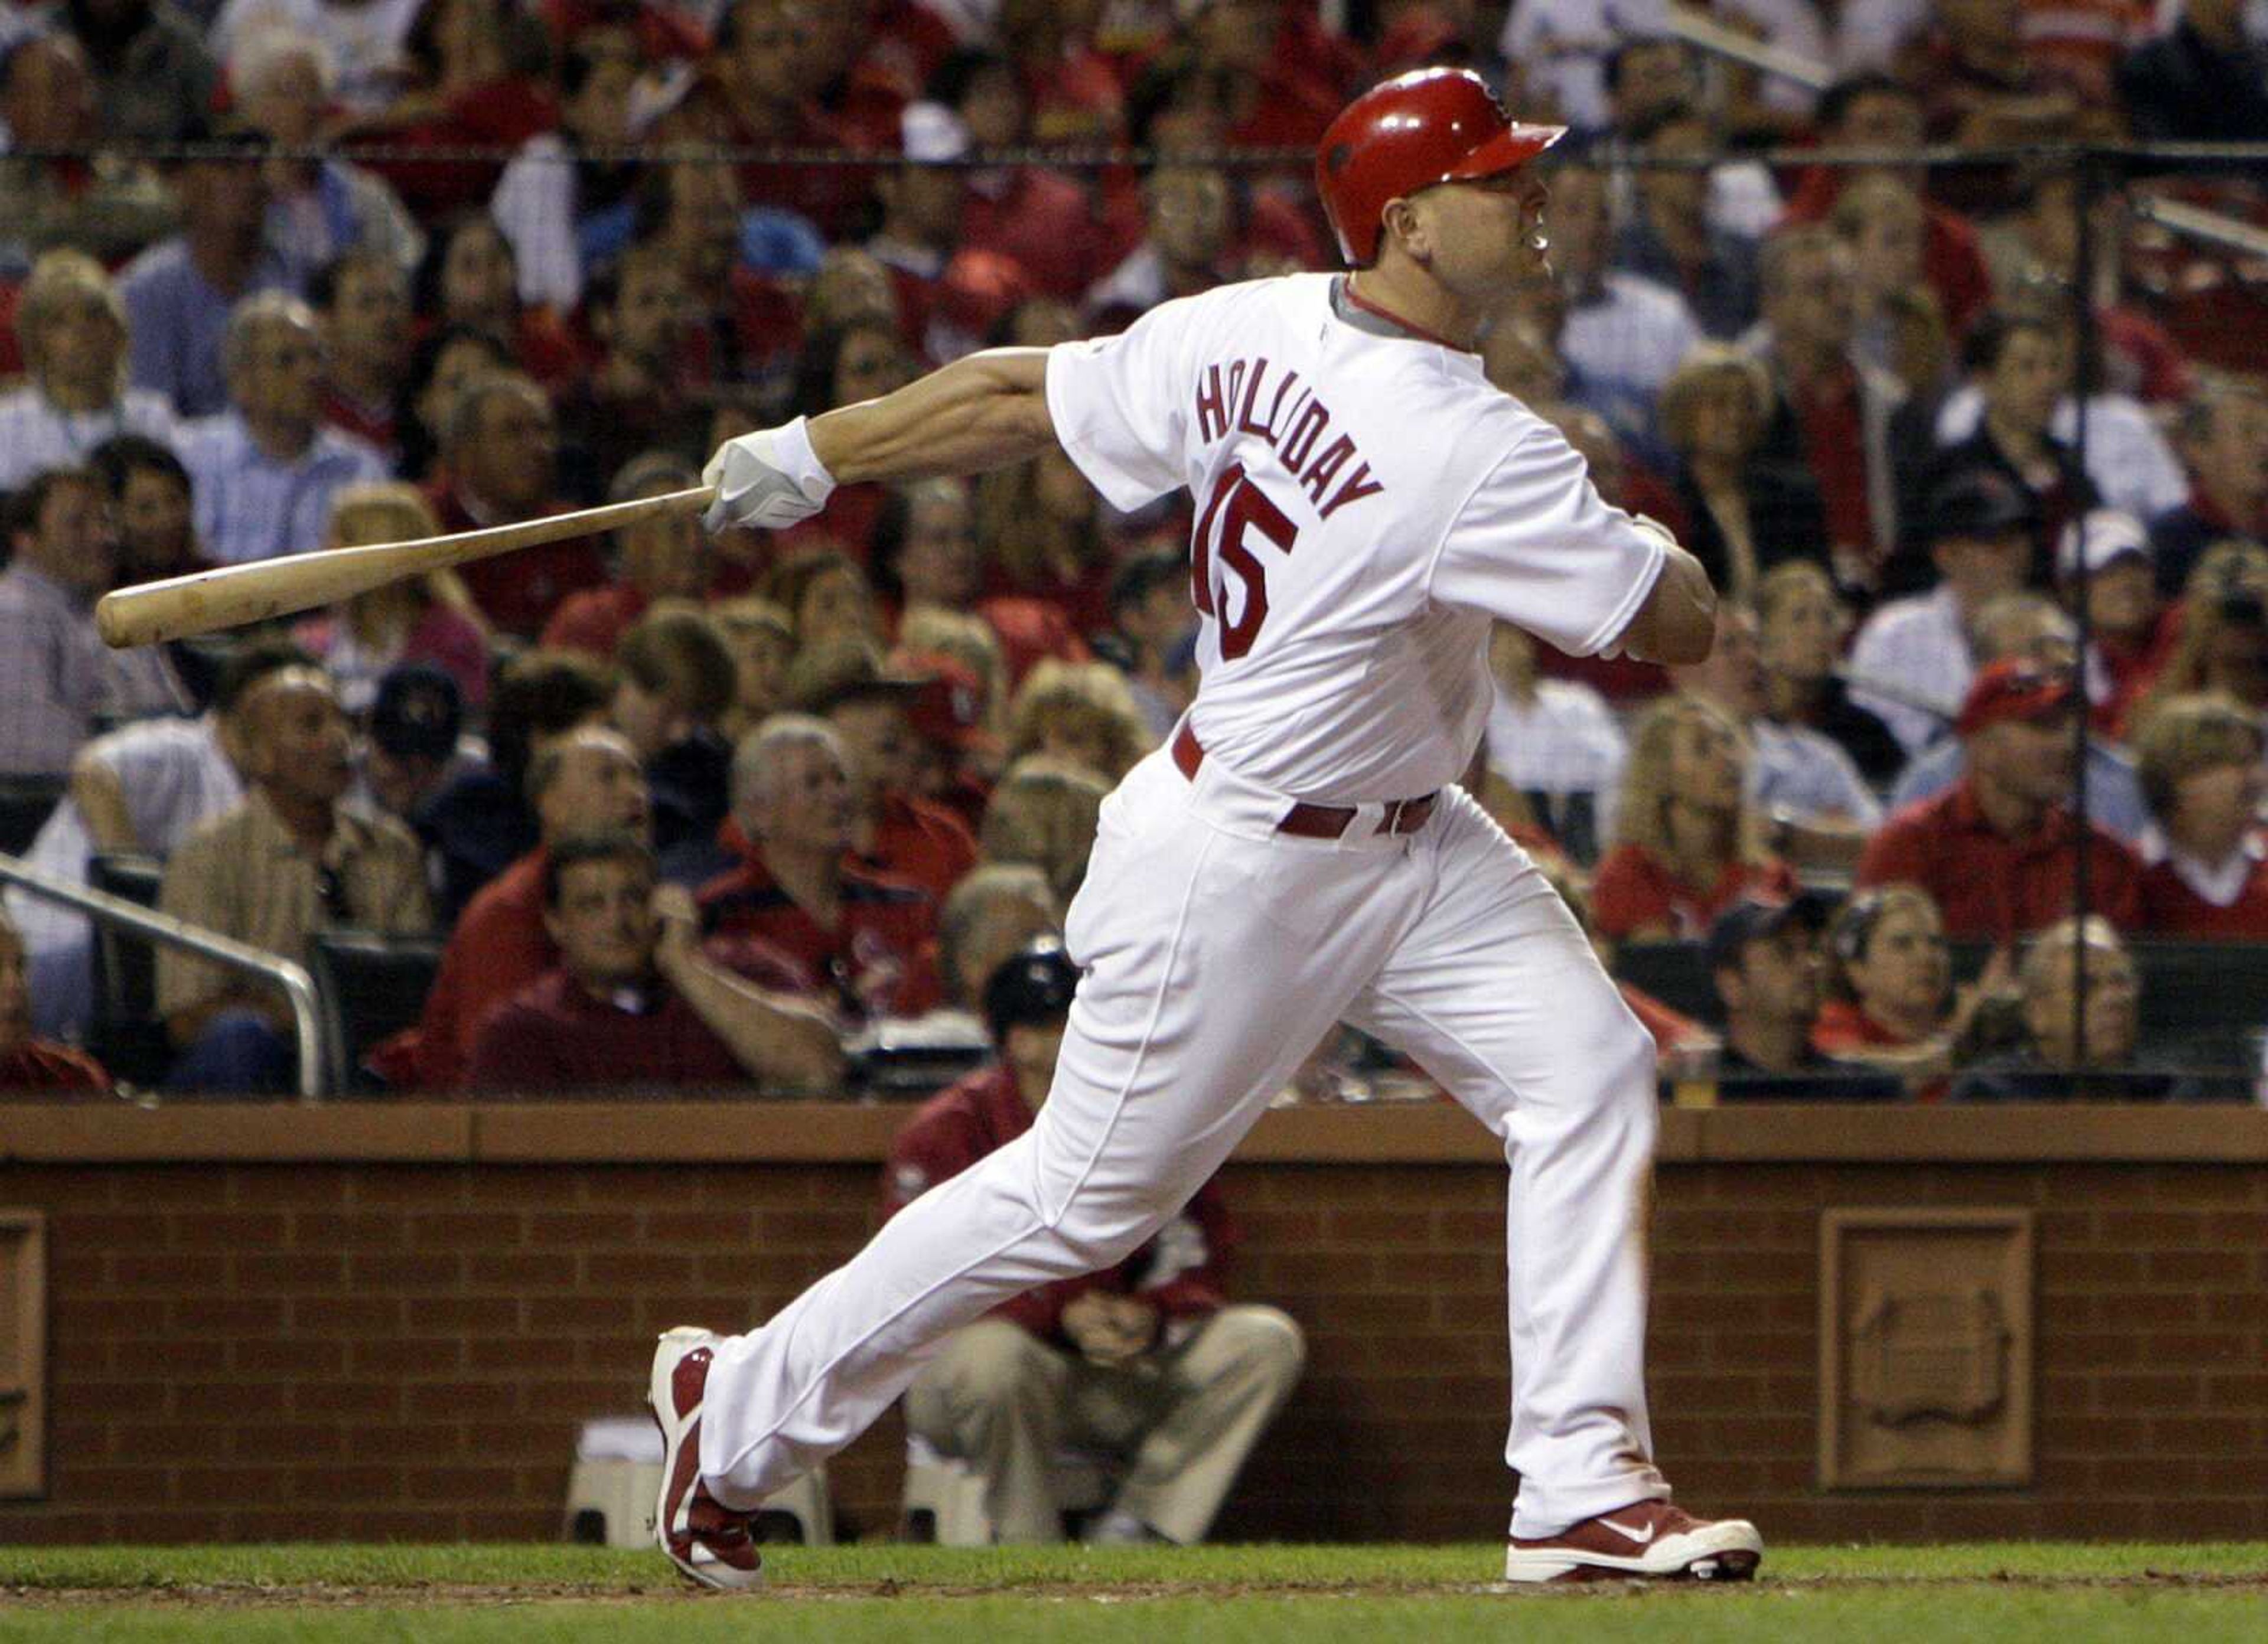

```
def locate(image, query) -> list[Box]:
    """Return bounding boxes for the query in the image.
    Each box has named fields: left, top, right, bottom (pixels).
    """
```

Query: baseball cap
left=901, top=100, right=969, bottom=165
left=1954, top=658, right=2078, bottom=738
left=1926, top=468, right=2039, bottom=544
left=2055, top=509, right=2152, bottom=580
left=890, top=648, right=999, bottom=757
left=785, top=638, right=927, bottom=717
left=983, top=937, right=1080, bottom=1040
left=367, top=664, right=463, bottom=763
left=1704, top=891, right=1834, bottom=977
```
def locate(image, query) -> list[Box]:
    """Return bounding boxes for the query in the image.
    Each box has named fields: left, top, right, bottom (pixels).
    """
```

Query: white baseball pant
left=697, top=740, right=1670, bottom=1538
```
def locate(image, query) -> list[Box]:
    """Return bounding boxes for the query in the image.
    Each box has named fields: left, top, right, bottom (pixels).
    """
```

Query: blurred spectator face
left=2167, top=756, right=2263, bottom=863
left=618, top=511, right=707, bottom=602
left=661, top=164, right=745, bottom=292
left=1937, top=529, right=2033, bottom=607
left=1719, top=925, right=1823, bottom=1036
left=1120, top=575, right=1191, bottom=655
left=604, top=256, right=690, bottom=369
left=1981, top=326, right=2065, bottom=436
left=1146, top=167, right=1233, bottom=270
left=244, top=668, right=354, bottom=808
left=2077, top=554, right=2157, bottom=641
left=1676, top=605, right=1768, bottom=719
left=187, top=151, right=271, bottom=245
left=956, top=61, right=1025, bottom=147
left=794, top=0, right=868, bottom=83
left=2022, top=933, right=2138, bottom=1068
left=1759, top=572, right=1843, bottom=683
left=115, top=461, right=196, bottom=578
left=807, top=248, right=898, bottom=335
left=748, top=736, right=857, bottom=856
left=895, top=482, right=979, bottom=607
left=323, top=258, right=410, bottom=371
left=1032, top=717, right=1119, bottom=781
left=731, top=0, right=810, bottom=108
left=2, top=35, right=97, bottom=148
left=547, top=853, right=660, bottom=990
left=1636, top=113, right=1711, bottom=221
left=721, top=621, right=794, bottom=723
left=439, top=220, right=517, bottom=327
left=1764, top=236, right=1855, bottom=357
left=26, top=285, right=126, bottom=406
left=1541, top=167, right=1609, bottom=289
left=564, top=48, right=638, bottom=146
left=1003, top=299, right=1081, bottom=347
left=883, top=162, right=965, bottom=250
left=1004, top=1018, right=1066, bottom=1102
left=832, top=323, right=913, bottom=407
left=2204, top=612, right=2268, bottom=708
left=2184, top=390, right=2268, bottom=517
left=1834, top=86, right=1925, bottom=152
left=794, top=563, right=879, bottom=648
left=1846, top=191, right=1924, bottom=299
left=956, top=893, right=1058, bottom=1010
left=13, top=474, right=117, bottom=596
left=1667, top=708, right=1745, bottom=813
left=461, top=383, right=558, bottom=511
left=829, top=697, right=921, bottom=796
left=231, top=313, right=325, bottom=430
left=239, top=47, right=325, bottom=146
left=1970, top=595, right=2076, bottom=666
left=413, top=334, right=510, bottom=454
left=1190, top=0, right=1279, bottom=73
left=1972, top=706, right=2081, bottom=808
left=1846, top=898, right=1951, bottom=1025
left=611, top=672, right=696, bottom=762
left=1687, top=370, right=1764, bottom=465
left=1611, top=40, right=1696, bottom=132
left=0, top=919, right=28, bottom=1055
left=537, top=729, right=652, bottom=843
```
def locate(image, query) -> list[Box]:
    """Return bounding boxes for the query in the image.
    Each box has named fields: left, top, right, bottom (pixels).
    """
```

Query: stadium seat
left=897, top=1433, right=1118, bottom=1546
left=309, top=932, right=444, bottom=1095
left=0, top=774, right=66, bottom=857
left=86, top=853, right=169, bottom=1091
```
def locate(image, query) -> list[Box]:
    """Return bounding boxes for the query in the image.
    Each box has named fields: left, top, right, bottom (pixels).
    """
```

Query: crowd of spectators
left=0, top=0, right=2265, bottom=1105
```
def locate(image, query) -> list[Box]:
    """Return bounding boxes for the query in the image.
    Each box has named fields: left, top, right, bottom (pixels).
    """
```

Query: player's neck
left=1345, top=267, right=1481, bottom=353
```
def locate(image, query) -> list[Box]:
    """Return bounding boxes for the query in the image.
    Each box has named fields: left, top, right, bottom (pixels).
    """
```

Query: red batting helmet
left=1315, top=67, right=1567, bottom=267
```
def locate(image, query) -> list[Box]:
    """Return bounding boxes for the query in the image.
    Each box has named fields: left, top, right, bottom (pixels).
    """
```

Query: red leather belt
left=1172, top=723, right=1436, bottom=839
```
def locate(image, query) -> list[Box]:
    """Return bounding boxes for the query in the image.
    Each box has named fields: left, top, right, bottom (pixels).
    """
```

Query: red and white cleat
left=1503, top=1499, right=1764, bottom=1583
left=649, top=1326, right=765, bottom=1591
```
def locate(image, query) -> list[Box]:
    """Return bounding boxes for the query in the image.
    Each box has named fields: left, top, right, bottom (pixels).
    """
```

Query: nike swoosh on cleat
left=1596, top=1517, right=1657, bottom=1545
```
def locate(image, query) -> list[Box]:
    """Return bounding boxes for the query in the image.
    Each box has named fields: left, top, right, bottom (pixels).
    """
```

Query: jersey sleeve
left=1427, top=424, right=1669, bottom=658
left=1042, top=299, right=1197, bottom=511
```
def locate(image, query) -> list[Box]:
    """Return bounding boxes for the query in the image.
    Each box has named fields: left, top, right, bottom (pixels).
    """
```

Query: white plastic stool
left=898, top=1433, right=1115, bottom=1545
left=565, top=1415, right=832, bottom=1547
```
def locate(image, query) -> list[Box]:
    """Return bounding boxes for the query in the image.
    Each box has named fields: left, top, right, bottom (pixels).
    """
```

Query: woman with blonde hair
left=975, top=446, right=1116, bottom=641
left=760, top=549, right=882, bottom=653
left=978, top=757, right=1110, bottom=905
left=1657, top=344, right=1827, bottom=604
left=1590, top=693, right=1798, bottom=940
left=0, top=250, right=179, bottom=489
left=292, top=484, right=490, bottom=713
left=2134, top=693, right=2268, bottom=938
left=1003, top=659, right=1154, bottom=785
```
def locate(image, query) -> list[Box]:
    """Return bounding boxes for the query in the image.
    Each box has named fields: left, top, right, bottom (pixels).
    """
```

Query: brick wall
left=1, top=1106, right=2263, bottom=1544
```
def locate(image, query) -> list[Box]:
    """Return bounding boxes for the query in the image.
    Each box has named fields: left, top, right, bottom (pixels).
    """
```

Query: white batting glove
left=701, top=416, right=838, bottom=533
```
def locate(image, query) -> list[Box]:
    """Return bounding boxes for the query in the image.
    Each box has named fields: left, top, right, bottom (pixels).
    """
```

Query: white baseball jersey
left=1045, top=273, right=1666, bottom=803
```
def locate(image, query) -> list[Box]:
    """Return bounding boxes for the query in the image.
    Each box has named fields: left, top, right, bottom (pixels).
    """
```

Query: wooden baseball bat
left=1664, top=4, right=1833, bottom=92
left=95, top=484, right=719, bottom=649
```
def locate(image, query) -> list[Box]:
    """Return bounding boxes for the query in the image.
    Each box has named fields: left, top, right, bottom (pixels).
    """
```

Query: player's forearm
left=807, top=348, right=1057, bottom=484
left=1619, top=544, right=1717, bottom=666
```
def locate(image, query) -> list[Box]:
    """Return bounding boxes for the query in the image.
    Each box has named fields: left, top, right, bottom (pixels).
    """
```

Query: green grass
left=3, top=1544, right=2264, bottom=1643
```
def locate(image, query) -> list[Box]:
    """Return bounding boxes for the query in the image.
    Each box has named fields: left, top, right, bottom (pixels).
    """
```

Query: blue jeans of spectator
left=167, top=1009, right=294, bottom=1097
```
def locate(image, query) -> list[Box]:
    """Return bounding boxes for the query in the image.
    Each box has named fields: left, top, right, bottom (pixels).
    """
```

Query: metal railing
left=0, top=854, right=328, bottom=1101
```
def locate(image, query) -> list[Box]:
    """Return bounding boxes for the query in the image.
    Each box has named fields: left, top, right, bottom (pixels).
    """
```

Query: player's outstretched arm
left=1615, top=540, right=1718, bottom=666
left=703, top=349, right=1057, bottom=533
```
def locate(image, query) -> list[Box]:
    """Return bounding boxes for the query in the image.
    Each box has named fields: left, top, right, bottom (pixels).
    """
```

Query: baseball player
left=650, top=67, right=1761, bottom=1586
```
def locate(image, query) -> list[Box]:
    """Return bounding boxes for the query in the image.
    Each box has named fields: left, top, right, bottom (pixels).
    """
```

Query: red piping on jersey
left=1340, top=278, right=1463, bottom=350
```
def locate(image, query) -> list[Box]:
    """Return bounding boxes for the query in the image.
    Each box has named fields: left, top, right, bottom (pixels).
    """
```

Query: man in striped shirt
left=175, top=292, right=389, bottom=565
